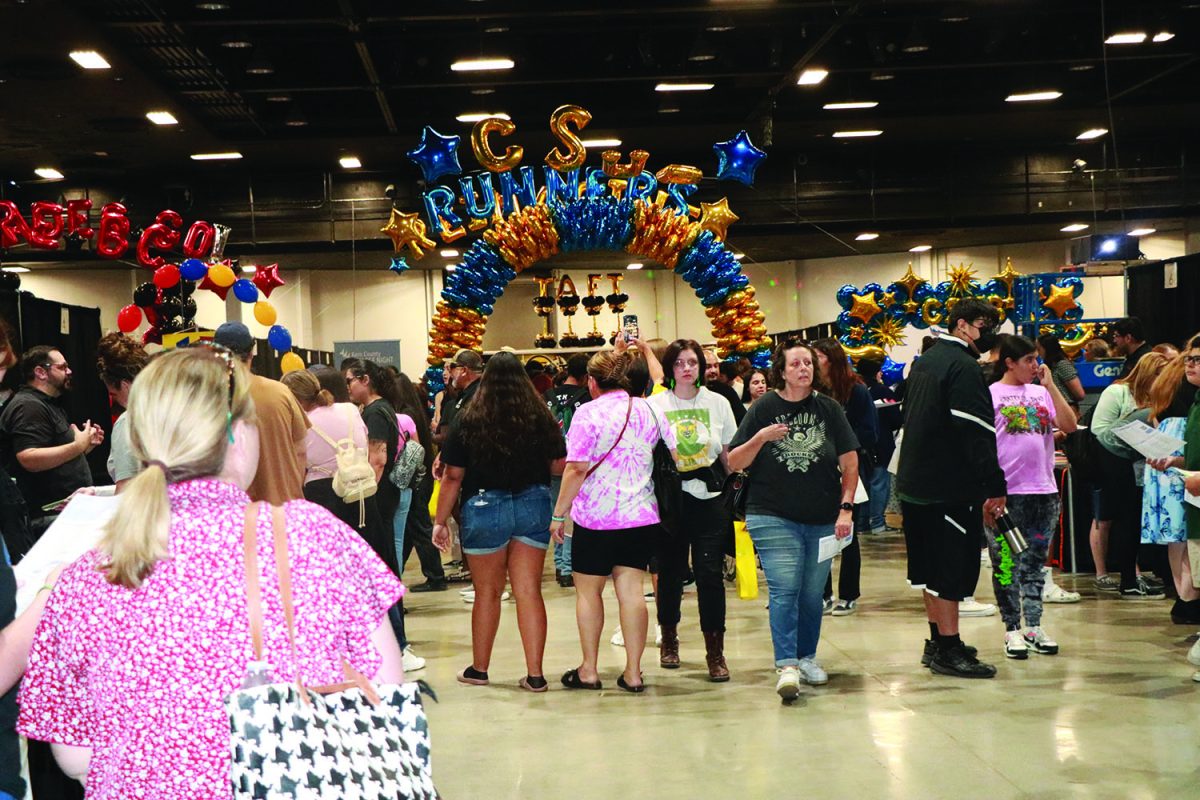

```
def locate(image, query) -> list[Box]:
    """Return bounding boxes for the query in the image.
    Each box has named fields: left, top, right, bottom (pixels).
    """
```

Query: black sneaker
left=410, top=579, right=449, bottom=593
left=1171, top=599, right=1200, bottom=624
left=929, top=643, right=997, bottom=678
left=1121, top=576, right=1166, bottom=600
left=921, top=639, right=978, bottom=667
left=557, top=574, right=574, bottom=588
left=1141, top=574, right=1166, bottom=591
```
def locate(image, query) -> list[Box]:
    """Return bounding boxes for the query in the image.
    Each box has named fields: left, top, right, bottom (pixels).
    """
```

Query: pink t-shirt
left=990, top=381, right=1058, bottom=495
left=565, top=390, right=675, bottom=530
left=303, top=402, right=369, bottom=484
left=18, top=479, right=403, bottom=800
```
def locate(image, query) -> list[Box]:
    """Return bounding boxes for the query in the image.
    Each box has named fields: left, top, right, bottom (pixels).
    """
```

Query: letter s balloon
left=471, top=116, right=524, bottom=173
left=545, top=104, right=592, bottom=173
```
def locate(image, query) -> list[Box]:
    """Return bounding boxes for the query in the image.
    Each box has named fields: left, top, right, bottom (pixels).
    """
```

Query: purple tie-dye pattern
left=566, top=390, right=675, bottom=530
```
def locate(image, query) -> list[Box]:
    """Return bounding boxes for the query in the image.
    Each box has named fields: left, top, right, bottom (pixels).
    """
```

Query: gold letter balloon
left=545, top=105, right=592, bottom=172
left=471, top=116, right=524, bottom=173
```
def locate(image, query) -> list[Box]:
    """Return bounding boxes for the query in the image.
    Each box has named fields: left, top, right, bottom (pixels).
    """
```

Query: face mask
left=974, top=330, right=999, bottom=354
left=220, top=420, right=260, bottom=491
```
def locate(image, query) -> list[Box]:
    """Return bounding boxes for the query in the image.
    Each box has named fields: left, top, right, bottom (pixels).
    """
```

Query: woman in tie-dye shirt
left=551, top=350, right=674, bottom=693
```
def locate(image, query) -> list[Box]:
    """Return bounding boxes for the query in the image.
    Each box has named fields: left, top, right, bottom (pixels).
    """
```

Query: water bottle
left=240, top=659, right=273, bottom=689
left=994, top=512, right=1028, bottom=556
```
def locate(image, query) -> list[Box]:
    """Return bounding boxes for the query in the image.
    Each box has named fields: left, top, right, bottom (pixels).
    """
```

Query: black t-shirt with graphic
left=730, top=390, right=859, bottom=525
left=545, top=384, right=591, bottom=436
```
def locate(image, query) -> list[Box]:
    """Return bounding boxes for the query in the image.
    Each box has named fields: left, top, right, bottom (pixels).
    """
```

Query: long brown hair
left=1118, top=351, right=1167, bottom=408
left=768, top=337, right=821, bottom=391
left=810, top=338, right=861, bottom=404
left=457, top=352, right=563, bottom=467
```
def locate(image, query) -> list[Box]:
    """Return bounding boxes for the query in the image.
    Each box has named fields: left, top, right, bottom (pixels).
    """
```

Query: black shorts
left=571, top=522, right=658, bottom=576
left=901, top=500, right=983, bottom=602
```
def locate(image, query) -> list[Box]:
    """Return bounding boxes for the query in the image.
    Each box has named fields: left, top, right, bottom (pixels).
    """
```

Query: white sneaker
left=980, top=549, right=990, bottom=567
left=1004, top=630, right=1028, bottom=659
left=1023, top=626, right=1059, bottom=655
left=611, top=626, right=625, bottom=647
left=1187, top=638, right=1200, bottom=666
left=959, top=597, right=997, bottom=617
left=655, top=623, right=663, bottom=647
left=775, top=666, right=801, bottom=700
left=462, top=590, right=510, bottom=604
left=797, top=657, right=828, bottom=685
left=402, top=646, right=426, bottom=672
left=1192, top=670, right=1200, bottom=683
left=1042, top=567, right=1081, bottom=603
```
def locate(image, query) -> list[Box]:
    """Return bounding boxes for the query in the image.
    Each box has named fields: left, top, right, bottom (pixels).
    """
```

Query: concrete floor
left=400, top=531, right=1199, bottom=800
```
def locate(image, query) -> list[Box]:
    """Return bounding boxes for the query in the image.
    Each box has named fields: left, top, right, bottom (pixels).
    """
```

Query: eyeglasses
left=970, top=320, right=992, bottom=332
left=39, top=362, right=70, bottom=372
left=195, top=343, right=238, bottom=442
left=345, top=374, right=364, bottom=386
left=1185, top=355, right=1200, bottom=365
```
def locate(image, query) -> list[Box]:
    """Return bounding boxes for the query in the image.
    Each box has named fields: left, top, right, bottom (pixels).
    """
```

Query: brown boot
left=659, top=625, right=680, bottom=669
left=703, top=630, right=730, bottom=682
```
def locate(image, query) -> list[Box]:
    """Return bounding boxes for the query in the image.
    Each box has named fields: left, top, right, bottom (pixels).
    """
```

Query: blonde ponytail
left=98, top=347, right=253, bottom=588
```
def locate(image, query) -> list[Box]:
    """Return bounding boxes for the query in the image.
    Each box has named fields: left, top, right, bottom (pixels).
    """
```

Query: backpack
left=547, top=386, right=589, bottom=438
left=312, top=406, right=378, bottom=504
left=389, top=429, right=426, bottom=490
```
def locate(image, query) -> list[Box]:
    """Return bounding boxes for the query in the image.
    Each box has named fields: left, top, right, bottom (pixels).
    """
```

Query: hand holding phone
left=622, top=314, right=639, bottom=343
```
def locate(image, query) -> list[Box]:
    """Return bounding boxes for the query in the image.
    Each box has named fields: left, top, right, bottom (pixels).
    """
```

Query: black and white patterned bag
left=226, top=504, right=436, bottom=800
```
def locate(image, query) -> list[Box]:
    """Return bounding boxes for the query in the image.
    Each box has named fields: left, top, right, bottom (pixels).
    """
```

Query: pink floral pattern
left=18, top=478, right=403, bottom=800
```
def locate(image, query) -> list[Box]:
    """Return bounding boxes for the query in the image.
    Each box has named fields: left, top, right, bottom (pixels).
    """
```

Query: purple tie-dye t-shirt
left=566, top=390, right=675, bottom=530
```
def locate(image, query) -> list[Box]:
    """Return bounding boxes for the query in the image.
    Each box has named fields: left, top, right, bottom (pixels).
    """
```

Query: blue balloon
left=232, top=278, right=258, bottom=304
left=837, top=284, right=857, bottom=309
left=863, top=283, right=883, bottom=296
left=750, top=348, right=771, bottom=369
left=180, top=258, right=208, bottom=281
left=406, top=125, right=462, bottom=183
left=267, top=325, right=292, bottom=353
left=389, top=256, right=411, bottom=275
left=713, top=130, right=768, bottom=186
left=881, top=357, right=905, bottom=386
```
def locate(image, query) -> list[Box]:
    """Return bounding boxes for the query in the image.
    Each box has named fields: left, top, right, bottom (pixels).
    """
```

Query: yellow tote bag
left=428, top=480, right=440, bottom=518
left=734, top=520, right=758, bottom=600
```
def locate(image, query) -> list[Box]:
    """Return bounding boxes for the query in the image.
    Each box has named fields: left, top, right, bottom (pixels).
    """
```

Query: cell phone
left=622, top=314, right=639, bottom=343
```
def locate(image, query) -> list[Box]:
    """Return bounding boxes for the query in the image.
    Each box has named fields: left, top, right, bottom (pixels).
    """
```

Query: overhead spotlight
left=1060, top=223, right=1089, bottom=232
left=796, top=68, right=828, bottom=86
left=245, top=51, right=274, bottom=75
left=869, top=71, right=895, bottom=81
left=69, top=50, right=111, bottom=69
left=284, top=106, right=307, bottom=127
left=1005, top=90, right=1062, bottom=102
left=627, top=262, right=644, bottom=270
left=1076, top=128, right=1108, bottom=140
left=688, top=35, right=717, bottom=62
left=470, top=88, right=496, bottom=96
left=219, top=31, right=253, bottom=49
left=440, top=249, right=460, bottom=258
left=456, top=112, right=510, bottom=123
left=1128, top=227, right=1157, bottom=236
left=34, top=167, right=64, bottom=180
left=1105, top=32, right=1147, bottom=45
left=902, top=24, right=930, bottom=53
left=339, top=155, right=362, bottom=169
left=580, top=138, right=622, bottom=148
left=1, top=266, right=30, bottom=274
left=855, top=232, right=880, bottom=241
left=1152, top=31, right=1175, bottom=43
left=451, top=57, right=515, bottom=72
left=832, top=130, right=883, bottom=138
left=909, top=244, right=932, bottom=252
left=146, top=110, right=178, bottom=125
left=656, top=82, right=714, bottom=92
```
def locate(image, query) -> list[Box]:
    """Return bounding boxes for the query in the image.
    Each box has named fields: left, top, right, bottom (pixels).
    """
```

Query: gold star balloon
left=879, top=291, right=897, bottom=308
left=894, top=263, right=927, bottom=302
left=1042, top=283, right=1079, bottom=318
left=699, top=197, right=739, bottom=241
left=867, top=315, right=907, bottom=349
left=992, top=257, right=1021, bottom=296
left=947, top=263, right=978, bottom=296
left=380, top=208, right=436, bottom=259
left=849, top=291, right=883, bottom=323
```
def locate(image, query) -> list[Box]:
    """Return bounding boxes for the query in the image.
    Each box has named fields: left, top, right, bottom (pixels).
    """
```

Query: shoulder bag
left=227, top=503, right=437, bottom=800
left=646, top=401, right=683, bottom=536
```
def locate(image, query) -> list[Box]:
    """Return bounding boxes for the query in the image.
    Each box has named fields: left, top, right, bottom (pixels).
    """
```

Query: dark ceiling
left=1, top=0, right=1199, bottom=267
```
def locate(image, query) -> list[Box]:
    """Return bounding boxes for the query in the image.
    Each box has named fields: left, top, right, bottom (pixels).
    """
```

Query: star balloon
left=849, top=291, right=883, bottom=323
left=389, top=256, right=411, bottom=275
left=1042, top=283, right=1079, bottom=317
left=895, top=262, right=927, bottom=301
left=198, top=267, right=231, bottom=300
left=381, top=208, right=436, bottom=259
left=406, top=125, right=462, bottom=183
left=251, top=263, right=285, bottom=298
left=699, top=198, right=739, bottom=241
left=713, top=130, right=767, bottom=186
left=992, top=257, right=1021, bottom=296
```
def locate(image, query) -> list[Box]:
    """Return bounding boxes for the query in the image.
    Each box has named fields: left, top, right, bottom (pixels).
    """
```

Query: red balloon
left=95, top=203, right=130, bottom=259
left=0, top=201, right=31, bottom=249
left=251, top=263, right=286, bottom=298
left=182, top=220, right=215, bottom=259
left=142, top=325, right=162, bottom=346
left=66, top=199, right=94, bottom=239
left=28, top=202, right=65, bottom=249
left=153, top=264, right=181, bottom=289
left=198, top=271, right=231, bottom=300
left=136, top=209, right=184, bottom=269
left=144, top=305, right=159, bottom=325
left=117, top=304, right=142, bottom=333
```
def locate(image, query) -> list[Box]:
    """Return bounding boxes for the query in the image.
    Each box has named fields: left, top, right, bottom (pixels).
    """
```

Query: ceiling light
left=1076, top=128, right=1108, bottom=140
left=832, top=130, right=883, bottom=138
left=659, top=105, right=681, bottom=114
left=627, top=262, right=644, bottom=270
left=824, top=101, right=878, bottom=110
left=909, top=244, right=932, bottom=252
left=284, top=107, right=307, bottom=127
left=440, top=249, right=460, bottom=258
left=69, top=50, right=111, bottom=69
left=146, top=110, right=178, bottom=125
left=241, top=265, right=257, bottom=273
left=455, top=112, right=510, bottom=123
left=219, top=32, right=253, bottom=49
left=1060, top=223, right=1089, bottom=232
left=339, top=155, right=362, bottom=169
left=470, top=88, right=496, bottom=96
left=1005, top=90, right=1062, bottom=102
left=266, top=94, right=291, bottom=103
left=34, top=168, right=64, bottom=180
left=195, top=1, right=230, bottom=9
left=580, top=138, right=621, bottom=147
left=1129, top=227, right=1156, bottom=236
left=190, top=151, right=243, bottom=160
left=1, top=267, right=29, bottom=274
left=688, top=35, right=717, bottom=62
left=732, top=252, right=745, bottom=260
left=855, top=232, right=879, bottom=241
left=655, top=82, right=714, bottom=92
left=1105, top=32, right=1147, bottom=45
left=796, top=68, right=828, bottom=86
left=707, top=24, right=735, bottom=33
left=451, top=58, right=515, bottom=72
left=1069, top=64, right=1095, bottom=72
left=246, top=53, right=275, bottom=75
left=483, top=26, right=509, bottom=34
left=1153, top=32, right=1175, bottom=43
left=869, top=71, right=895, bottom=81
left=445, top=265, right=457, bottom=272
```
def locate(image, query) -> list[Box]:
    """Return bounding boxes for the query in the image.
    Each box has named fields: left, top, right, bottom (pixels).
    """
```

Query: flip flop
left=518, top=675, right=549, bottom=693
left=560, top=668, right=602, bottom=690
left=617, top=674, right=645, bottom=693
left=456, top=666, right=489, bottom=686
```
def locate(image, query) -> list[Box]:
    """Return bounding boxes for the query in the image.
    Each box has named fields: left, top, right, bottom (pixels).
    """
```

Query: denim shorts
left=460, top=484, right=552, bottom=555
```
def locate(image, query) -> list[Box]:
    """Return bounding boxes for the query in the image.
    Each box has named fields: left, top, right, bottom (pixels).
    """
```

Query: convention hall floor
left=400, top=531, right=1198, bottom=800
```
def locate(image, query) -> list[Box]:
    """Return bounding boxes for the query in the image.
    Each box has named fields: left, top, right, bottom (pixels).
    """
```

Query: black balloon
left=64, top=232, right=84, bottom=253
left=162, top=282, right=182, bottom=298
left=179, top=280, right=195, bottom=298
left=180, top=297, right=197, bottom=319
left=0, top=272, right=20, bottom=291
left=158, top=316, right=181, bottom=335
left=158, top=298, right=182, bottom=319
left=133, top=282, right=157, bottom=307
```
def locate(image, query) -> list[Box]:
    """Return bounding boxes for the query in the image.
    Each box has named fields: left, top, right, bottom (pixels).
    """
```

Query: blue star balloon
left=389, top=256, right=411, bottom=275
left=406, top=126, right=462, bottom=183
left=713, top=130, right=767, bottom=186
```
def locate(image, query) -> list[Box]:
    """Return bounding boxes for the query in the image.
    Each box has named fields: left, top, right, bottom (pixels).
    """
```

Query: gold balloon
left=471, top=116, right=524, bottom=173
left=601, top=149, right=650, bottom=179
left=280, top=352, right=305, bottom=374
left=921, top=297, right=944, bottom=326
left=748, top=324, right=768, bottom=338
left=380, top=208, right=436, bottom=259
left=731, top=316, right=756, bottom=333
left=735, top=338, right=759, bottom=355
left=715, top=307, right=740, bottom=327
left=842, top=344, right=887, bottom=363
left=1042, top=284, right=1079, bottom=318
left=698, top=198, right=739, bottom=242
left=894, top=262, right=927, bottom=302
left=718, top=333, right=742, bottom=350
left=723, top=290, right=749, bottom=308
left=705, top=306, right=722, bottom=319
left=1059, top=323, right=1096, bottom=358
left=849, top=291, right=883, bottom=324
left=252, top=300, right=277, bottom=327
left=545, top=104, right=592, bottom=172
left=208, top=262, right=236, bottom=288
left=655, top=164, right=703, bottom=184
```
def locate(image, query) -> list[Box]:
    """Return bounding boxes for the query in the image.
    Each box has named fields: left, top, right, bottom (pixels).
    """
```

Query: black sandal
left=560, top=668, right=602, bottom=690
left=617, top=674, right=645, bottom=693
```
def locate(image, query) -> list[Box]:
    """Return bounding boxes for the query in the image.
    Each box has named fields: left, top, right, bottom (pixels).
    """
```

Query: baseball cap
left=213, top=321, right=254, bottom=357
left=450, top=349, right=483, bottom=371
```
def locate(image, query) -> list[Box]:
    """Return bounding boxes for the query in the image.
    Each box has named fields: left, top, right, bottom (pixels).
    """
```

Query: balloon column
left=833, top=259, right=1087, bottom=367
left=387, top=104, right=772, bottom=400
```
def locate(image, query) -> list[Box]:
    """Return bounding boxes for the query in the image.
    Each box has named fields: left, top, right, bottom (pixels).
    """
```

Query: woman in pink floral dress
left=17, top=345, right=405, bottom=799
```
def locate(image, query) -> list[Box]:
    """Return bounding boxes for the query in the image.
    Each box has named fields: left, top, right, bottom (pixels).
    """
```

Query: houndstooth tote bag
left=226, top=504, right=437, bottom=800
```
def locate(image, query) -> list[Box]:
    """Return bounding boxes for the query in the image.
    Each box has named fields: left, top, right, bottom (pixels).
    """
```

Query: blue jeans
left=392, top=487, right=413, bottom=577
left=746, top=514, right=834, bottom=667
left=460, top=484, right=552, bottom=555
left=867, top=468, right=891, bottom=531
left=550, top=476, right=572, bottom=574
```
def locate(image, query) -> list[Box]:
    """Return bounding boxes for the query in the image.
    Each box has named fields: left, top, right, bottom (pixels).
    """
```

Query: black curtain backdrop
left=251, top=340, right=334, bottom=379
left=1126, top=254, right=1200, bottom=347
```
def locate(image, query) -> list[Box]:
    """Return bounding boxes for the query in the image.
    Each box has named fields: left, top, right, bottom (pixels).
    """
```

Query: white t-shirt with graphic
left=650, top=386, right=737, bottom=500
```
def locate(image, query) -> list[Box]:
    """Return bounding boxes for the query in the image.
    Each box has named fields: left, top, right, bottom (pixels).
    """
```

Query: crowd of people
left=0, top=305, right=1196, bottom=797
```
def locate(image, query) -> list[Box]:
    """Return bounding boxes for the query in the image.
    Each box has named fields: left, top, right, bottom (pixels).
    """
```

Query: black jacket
left=896, top=337, right=1007, bottom=504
